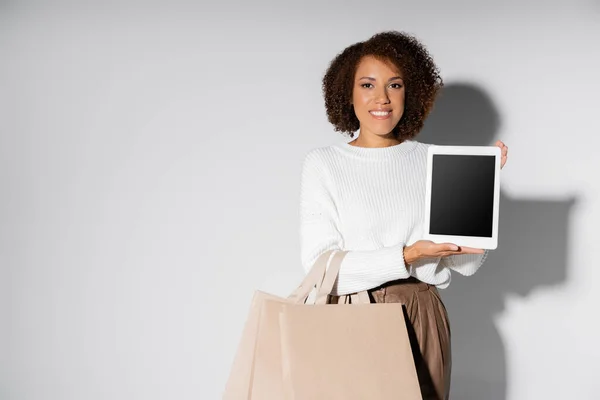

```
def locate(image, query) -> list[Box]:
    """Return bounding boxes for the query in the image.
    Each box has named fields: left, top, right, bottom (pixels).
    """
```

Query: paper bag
left=222, top=249, right=422, bottom=399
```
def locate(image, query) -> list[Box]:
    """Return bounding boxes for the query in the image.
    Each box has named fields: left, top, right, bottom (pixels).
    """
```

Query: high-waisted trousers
left=332, top=277, right=451, bottom=400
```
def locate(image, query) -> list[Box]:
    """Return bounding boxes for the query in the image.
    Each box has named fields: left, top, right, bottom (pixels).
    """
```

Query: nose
left=375, top=88, right=390, bottom=104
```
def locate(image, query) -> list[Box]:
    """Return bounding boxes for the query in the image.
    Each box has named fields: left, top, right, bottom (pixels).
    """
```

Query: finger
left=441, top=246, right=485, bottom=255
left=457, top=246, right=486, bottom=254
left=437, top=243, right=459, bottom=252
left=440, top=251, right=468, bottom=258
left=495, top=140, right=507, bottom=149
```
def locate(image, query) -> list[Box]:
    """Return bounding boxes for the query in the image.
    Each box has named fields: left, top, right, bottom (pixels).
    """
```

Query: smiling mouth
left=369, top=110, right=392, bottom=119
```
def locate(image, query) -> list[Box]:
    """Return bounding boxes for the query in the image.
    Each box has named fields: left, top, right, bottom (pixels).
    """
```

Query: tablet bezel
left=423, top=145, right=501, bottom=250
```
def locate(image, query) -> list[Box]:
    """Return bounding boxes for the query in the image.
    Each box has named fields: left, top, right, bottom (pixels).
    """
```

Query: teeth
left=370, top=111, right=390, bottom=116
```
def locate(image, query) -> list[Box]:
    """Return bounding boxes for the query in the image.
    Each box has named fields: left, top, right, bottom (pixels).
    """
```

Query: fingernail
left=450, top=245, right=458, bottom=251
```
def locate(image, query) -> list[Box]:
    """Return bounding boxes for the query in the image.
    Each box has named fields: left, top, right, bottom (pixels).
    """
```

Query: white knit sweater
left=299, top=139, right=488, bottom=296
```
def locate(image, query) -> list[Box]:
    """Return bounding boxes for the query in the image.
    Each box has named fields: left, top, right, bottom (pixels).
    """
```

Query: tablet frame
left=423, top=145, right=501, bottom=250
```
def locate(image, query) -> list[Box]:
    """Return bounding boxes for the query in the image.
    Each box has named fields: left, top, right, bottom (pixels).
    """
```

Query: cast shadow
left=417, top=83, right=575, bottom=399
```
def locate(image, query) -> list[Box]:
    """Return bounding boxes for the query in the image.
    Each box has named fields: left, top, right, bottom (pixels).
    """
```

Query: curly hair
left=322, top=31, right=443, bottom=140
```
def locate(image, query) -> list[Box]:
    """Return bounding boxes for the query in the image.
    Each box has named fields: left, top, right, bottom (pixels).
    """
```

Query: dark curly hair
left=322, top=31, right=443, bottom=140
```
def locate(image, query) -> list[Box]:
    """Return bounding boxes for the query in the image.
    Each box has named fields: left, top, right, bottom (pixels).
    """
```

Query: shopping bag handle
left=337, top=291, right=371, bottom=304
left=288, top=250, right=371, bottom=305
left=313, top=250, right=347, bottom=304
left=288, top=249, right=341, bottom=304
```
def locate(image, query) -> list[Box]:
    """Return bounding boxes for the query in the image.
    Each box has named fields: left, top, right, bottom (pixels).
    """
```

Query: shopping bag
left=222, top=249, right=422, bottom=400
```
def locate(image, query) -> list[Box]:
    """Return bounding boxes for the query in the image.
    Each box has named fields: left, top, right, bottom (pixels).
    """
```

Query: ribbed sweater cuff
left=332, top=242, right=411, bottom=295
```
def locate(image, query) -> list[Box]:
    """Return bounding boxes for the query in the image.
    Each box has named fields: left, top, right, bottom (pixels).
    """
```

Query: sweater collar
left=334, top=139, right=418, bottom=160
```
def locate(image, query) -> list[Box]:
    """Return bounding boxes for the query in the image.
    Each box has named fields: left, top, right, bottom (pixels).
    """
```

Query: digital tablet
left=423, top=145, right=501, bottom=250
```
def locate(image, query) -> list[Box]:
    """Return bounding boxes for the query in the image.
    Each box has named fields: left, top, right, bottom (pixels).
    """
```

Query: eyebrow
left=358, top=76, right=404, bottom=81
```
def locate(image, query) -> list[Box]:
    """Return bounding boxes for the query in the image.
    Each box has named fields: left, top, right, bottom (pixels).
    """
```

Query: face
left=351, top=55, right=405, bottom=139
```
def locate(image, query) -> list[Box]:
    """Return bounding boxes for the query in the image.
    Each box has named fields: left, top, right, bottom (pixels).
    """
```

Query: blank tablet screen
left=430, top=154, right=496, bottom=237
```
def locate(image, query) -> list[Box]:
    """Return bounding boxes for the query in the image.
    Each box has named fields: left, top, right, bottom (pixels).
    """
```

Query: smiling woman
left=300, top=31, right=509, bottom=400
left=321, top=31, right=443, bottom=145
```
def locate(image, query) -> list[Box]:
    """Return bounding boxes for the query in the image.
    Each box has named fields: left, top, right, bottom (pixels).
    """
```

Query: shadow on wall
left=418, top=83, right=575, bottom=400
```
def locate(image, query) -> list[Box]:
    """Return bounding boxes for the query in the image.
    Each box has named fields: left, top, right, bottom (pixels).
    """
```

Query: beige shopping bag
left=222, top=249, right=422, bottom=400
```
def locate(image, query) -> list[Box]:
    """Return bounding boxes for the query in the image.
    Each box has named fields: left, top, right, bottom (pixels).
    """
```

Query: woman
left=299, top=31, right=508, bottom=399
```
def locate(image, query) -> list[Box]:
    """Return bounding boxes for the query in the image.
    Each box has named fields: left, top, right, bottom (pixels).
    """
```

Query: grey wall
left=1, top=1, right=599, bottom=399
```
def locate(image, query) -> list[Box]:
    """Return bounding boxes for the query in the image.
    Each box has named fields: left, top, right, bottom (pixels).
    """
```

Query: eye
left=360, top=83, right=374, bottom=88
left=390, top=83, right=404, bottom=89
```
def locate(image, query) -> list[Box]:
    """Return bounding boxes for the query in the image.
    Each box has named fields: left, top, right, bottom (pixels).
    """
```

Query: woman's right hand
left=403, top=240, right=485, bottom=264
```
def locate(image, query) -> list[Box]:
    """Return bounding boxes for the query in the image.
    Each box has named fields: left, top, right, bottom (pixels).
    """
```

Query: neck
left=349, top=132, right=401, bottom=148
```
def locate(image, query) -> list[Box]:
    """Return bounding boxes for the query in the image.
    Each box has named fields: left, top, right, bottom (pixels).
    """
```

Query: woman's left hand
left=495, top=140, right=508, bottom=169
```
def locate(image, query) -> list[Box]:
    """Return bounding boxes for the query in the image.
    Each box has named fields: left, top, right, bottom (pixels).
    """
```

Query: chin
left=370, top=126, right=398, bottom=137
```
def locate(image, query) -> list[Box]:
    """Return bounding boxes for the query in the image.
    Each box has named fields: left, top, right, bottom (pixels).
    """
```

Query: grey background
left=1, top=1, right=599, bottom=399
